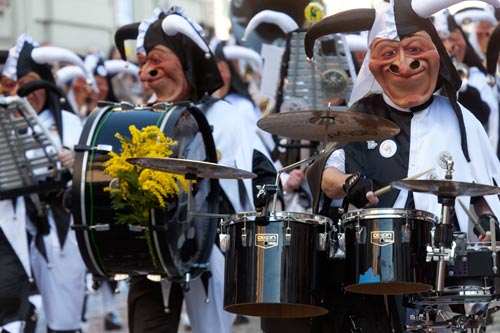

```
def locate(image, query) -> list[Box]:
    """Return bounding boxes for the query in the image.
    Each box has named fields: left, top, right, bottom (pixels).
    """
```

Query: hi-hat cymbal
left=127, top=157, right=257, bottom=179
left=392, top=179, right=500, bottom=197
left=257, top=109, right=400, bottom=142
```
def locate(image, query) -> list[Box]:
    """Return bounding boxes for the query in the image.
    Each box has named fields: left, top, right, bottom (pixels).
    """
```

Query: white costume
left=28, top=108, right=87, bottom=331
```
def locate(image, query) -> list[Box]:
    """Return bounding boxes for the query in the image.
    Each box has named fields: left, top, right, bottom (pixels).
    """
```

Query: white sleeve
left=324, top=148, right=345, bottom=172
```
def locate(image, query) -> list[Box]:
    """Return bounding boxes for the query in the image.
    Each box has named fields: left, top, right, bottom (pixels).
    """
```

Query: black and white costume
left=1, top=33, right=88, bottom=333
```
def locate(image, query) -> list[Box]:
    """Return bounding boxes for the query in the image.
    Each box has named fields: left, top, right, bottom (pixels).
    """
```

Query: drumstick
left=373, top=168, right=435, bottom=197
left=457, top=199, right=486, bottom=237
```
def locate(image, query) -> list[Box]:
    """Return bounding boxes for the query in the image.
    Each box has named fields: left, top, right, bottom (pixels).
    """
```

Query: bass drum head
left=72, top=104, right=218, bottom=282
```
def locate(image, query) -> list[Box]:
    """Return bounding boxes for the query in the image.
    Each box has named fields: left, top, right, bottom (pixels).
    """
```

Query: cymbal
left=126, top=157, right=257, bottom=179
left=257, top=108, right=400, bottom=142
left=391, top=179, right=500, bottom=197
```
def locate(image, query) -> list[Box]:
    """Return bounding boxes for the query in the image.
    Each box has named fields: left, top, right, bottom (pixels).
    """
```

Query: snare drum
left=341, top=208, right=436, bottom=295
left=221, top=211, right=333, bottom=318
left=72, top=104, right=218, bottom=282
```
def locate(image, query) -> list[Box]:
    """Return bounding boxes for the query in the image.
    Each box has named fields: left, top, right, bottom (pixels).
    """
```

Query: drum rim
left=222, top=210, right=332, bottom=226
left=341, top=208, right=437, bottom=224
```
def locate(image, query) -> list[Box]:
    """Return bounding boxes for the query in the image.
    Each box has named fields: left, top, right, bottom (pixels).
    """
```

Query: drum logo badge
left=255, top=234, right=279, bottom=249
left=370, top=231, right=394, bottom=246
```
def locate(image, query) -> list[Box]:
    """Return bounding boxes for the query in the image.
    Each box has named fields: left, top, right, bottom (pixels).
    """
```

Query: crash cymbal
left=391, top=179, right=500, bottom=197
left=127, top=157, right=257, bottom=179
left=257, top=108, right=400, bottom=142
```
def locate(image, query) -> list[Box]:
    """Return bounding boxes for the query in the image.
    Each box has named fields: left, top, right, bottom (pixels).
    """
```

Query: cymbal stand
left=429, top=157, right=456, bottom=293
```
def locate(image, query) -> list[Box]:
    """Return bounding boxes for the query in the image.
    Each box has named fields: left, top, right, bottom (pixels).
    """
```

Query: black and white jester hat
left=446, top=9, right=488, bottom=73
left=114, top=6, right=223, bottom=102
left=454, top=5, right=498, bottom=60
left=305, top=0, right=500, bottom=162
left=241, top=9, right=300, bottom=43
left=84, top=51, right=107, bottom=79
left=1, top=34, right=90, bottom=133
left=213, top=41, right=262, bottom=103
left=2, top=34, right=90, bottom=85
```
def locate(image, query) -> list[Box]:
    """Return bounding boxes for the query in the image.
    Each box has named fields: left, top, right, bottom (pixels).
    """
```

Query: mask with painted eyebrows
left=369, top=31, right=440, bottom=109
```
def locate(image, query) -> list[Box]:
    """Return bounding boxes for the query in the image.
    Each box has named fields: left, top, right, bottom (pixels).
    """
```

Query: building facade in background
left=0, top=0, right=224, bottom=55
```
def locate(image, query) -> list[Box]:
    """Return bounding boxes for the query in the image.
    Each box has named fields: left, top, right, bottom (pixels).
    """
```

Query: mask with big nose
left=369, top=32, right=440, bottom=109
left=388, top=59, right=421, bottom=74
left=386, top=49, right=421, bottom=76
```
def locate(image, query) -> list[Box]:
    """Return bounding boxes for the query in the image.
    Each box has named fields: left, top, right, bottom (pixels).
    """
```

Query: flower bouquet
left=103, top=125, right=189, bottom=268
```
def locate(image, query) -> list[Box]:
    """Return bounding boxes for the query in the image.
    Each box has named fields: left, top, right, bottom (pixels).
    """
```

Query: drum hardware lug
left=153, top=102, right=174, bottom=111
left=182, top=272, right=191, bottom=292
left=219, top=234, right=230, bottom=253
left=402, top=223, right=411, bottom=243
left=355, top=224, right=365, bottom=244
left=120, top=101, right=135, bottom=110
left=74, top=144, right=113, bottom=153
left=317, top=233, right=327, bottom=251
left=71, top=224, right=110, bottom=231
left=330, top=233, right=345, bottom=259
left=285, top=225, right=292, bottom=246
left=129, top=225, right=148, bottom=232
left=241, top=222, right=247, bottom=247
left=337, top=232, right=345, bottom=254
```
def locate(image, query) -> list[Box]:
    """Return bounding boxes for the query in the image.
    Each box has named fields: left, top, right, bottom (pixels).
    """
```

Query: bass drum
left=72, top=103, right=218, bottom=283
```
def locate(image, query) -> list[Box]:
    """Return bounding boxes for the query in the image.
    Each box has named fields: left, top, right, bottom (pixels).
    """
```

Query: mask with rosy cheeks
left=137, top=45, right=191, bottom=102
left=368, top=31, right=440, bottom=108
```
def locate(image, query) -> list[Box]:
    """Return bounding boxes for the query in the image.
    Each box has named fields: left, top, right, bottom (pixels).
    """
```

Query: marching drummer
left=305, top=0, right=500, bottom=331
left=113, top=5, right=277, bottom=332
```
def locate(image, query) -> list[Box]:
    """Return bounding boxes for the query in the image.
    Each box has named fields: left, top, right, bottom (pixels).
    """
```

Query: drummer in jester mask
left=305, top=0, right=500, bottom=244
left=114, top=6, right=276, bottom=333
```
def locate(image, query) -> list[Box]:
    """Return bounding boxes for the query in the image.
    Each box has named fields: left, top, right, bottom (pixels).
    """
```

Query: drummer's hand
left=478, top=231, right=492, bottom=242
left=284, top=169, right=305, bottom=193
left=58, top=147, right=75, bottom=169
left=474, top=214, right=500, bottom=241
left=365, top=191, right=379, bottom=208
left=343, top=173, right=374, bottom=209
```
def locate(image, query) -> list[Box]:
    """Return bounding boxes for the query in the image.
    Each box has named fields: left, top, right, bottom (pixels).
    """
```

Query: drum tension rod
left=71, top=224, right=110, bottom=232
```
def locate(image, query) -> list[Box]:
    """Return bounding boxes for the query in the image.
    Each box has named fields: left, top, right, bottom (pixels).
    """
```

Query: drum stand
left=427, top=157, right=456, bottom=294
left=404, top=157, right=500, bottom=332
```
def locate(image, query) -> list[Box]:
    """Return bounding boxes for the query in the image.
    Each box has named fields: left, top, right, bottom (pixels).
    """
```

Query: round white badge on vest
left=379, top=139, right=397, bottom=158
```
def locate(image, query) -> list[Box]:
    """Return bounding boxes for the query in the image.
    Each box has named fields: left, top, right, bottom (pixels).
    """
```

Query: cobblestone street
left=34, top=281, right=262, bottom=333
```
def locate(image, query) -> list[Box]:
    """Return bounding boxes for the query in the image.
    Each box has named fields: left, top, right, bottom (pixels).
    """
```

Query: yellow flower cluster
left=103, top=125, right=189, bottom=226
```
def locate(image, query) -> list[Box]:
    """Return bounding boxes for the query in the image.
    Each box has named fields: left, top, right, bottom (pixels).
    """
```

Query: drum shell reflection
left=342, top=208, right=436, bottom=295
left=222, top=211, right=332, bottom=318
